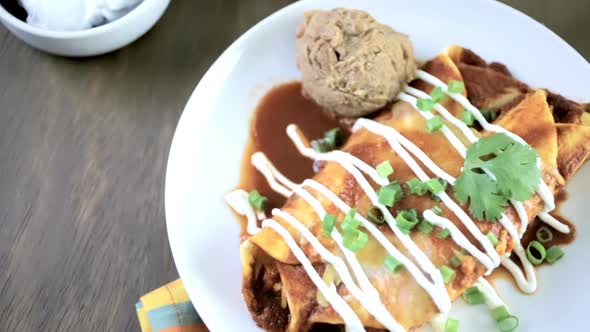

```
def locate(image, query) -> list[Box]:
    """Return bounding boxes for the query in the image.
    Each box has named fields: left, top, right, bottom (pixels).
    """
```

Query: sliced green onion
left=450, top=255, right=462, bottom=268
left=378, top=181, right=405, bottom=207
left=430, top=86, right=445, bottom=102
left=461, top=110, right=475, bottom=126
left=406, top=178, right=428, bottom=196
left=417, top=221, right=434, bottom=234
left=464, top=286, right=479, bottom=296
left=341, top=222, right=361, bottom=233
left=395, top=210, right=419, bottom=234
left=384, top=255, right=403, bottom=272
left=322, top=214, right=336, bottom=237
left=324, top=128, right=343, bottom=148
left=438, top=178, right=448, bottom=191
left=536, top=226, right=553, bottom=243
left=498, top=315, right=519, bottom=332
left=463, top=286, right=486, bottom=305
left=425, top=178, right=445, bottom=194
left=311, top=128, right=343, bottom=153
left=439, top=265, right=455, bottom=283
left=491, top=305, right=510, bottom=322
left=376, top=161, right=394, bottom=178
left=487, top=232, right=499, bottom=246
left=432, top=205, right=443, bottom=215
left=311, top=138, right=333, bottom=153
left=417, top=98, right=435, bottom=111
left=447, top=80, right=465, bottom=94
left=367, top=206, right=385, bottom=225
left=425, top=115, right=444, bottom=133
left=444, top=318, right=459, bottom=332
left=343, top=208, right=357, bottom=223
left=248, top=190, right=268, bottom=210
left=466, top=293, right=486, bottom=305
left=438, top=228, right=451, bottom=239
left=431, top=193, right=442, bottom=202
left=407, top=208, right=418, bottom=219
left=341, top=222, right=359, bottom=233
left=545, top=245, right=565, bottom=264
left=526, top=240, right=546, bottom=265
left=341, top=209, right=360, bottom=232
left=481, top=109, right=498, bottom=122
left=343, top=230, right=369, bottom=252
left=406, top=178, right=420, bottom=191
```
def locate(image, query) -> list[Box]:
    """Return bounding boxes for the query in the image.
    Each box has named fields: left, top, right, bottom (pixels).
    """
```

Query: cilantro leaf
left=480, top=143, right=540, bottom=201
left=455, top=170, right=507, bottom=221
left=465, top=134, right=513, bottom=163
left=454, top=133, right=541, bottom=221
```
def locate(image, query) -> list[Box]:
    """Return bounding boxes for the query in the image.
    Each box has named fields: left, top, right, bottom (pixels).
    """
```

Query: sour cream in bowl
left=0, top=0, right=170, bottom=57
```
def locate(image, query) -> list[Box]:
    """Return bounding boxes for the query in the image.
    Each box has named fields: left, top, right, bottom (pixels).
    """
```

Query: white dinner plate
left=165, top=0, right=590, bottom=331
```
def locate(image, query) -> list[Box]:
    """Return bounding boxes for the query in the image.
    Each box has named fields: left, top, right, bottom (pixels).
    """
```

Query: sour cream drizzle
left=274, top=195, right=378, bottom=300
left=272, top=209, right=404, bottom=331
left=404, top=86, right=479, bottom=142
left=226, top=188, right=368, bottom=331
left=415, top=70, right=560, bottom=218
left=249, top=153, right=433, bottom=330
left=251, top=151, right=450, bottom=316
left=404, top=85, right=532, bottom=237
left=423, top=210, right=495, bottom=271
left=262, top=218, right=367, bottom=332
left=225, top=191, right=366, bottom=331
left=251, top=152, right=295, bottom=197
left=352, top=118, right=501, bottom=268
left=403, top=81, right=537, bottom=291
left=406, top=70, right=570, bottom=292
left=397, top=93, right=467, bottom=158
left=287, top=125, right=451, bottom=314
left=303, top=179, right=448, bottom=311
left=399, top=88, right=539, bottom=288
left=225, top=190, right=261, bottom=235
left=538, top=212, right=570, bottom=233
left=512, top=200, right=530, bottom=236
left=474, top=277, right=507, bottom=309
left=497, top=214, right=538, bottom=293
left=430, top=278, right=508, bottom=331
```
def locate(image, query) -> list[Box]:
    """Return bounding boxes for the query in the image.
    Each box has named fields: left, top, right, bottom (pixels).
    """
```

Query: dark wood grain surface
left=0, top=1, right=587, bottom=331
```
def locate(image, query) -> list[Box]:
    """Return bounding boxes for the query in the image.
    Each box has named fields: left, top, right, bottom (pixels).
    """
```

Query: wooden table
left=0, top=1, right=587, bottom=331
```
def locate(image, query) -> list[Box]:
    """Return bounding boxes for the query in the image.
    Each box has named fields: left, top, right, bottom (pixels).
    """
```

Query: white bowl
left=0, top=0, right=170, bottom=57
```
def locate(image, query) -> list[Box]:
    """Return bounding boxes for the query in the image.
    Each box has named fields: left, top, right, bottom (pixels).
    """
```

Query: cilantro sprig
left=454, top=133, right=540, bottom=221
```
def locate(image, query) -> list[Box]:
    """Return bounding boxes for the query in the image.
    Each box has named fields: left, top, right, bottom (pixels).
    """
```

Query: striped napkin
left=136, top=279, right=208, bottom=332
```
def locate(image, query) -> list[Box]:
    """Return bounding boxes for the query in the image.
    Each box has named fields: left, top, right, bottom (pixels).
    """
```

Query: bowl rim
left=0, top=0, right=166, bottom=38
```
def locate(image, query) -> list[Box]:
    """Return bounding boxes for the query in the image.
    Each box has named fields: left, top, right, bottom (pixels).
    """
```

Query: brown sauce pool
left=489, top=200, right=576, bottom=288
left=235, top=81, right=347, bottom=235
left=521, top=215, right=576, bottom=248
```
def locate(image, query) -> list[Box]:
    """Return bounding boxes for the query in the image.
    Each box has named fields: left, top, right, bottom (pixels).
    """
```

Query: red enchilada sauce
left=235, top=82, right=347, bottom=237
